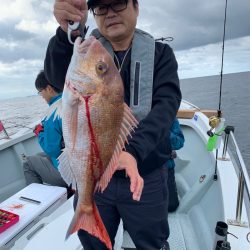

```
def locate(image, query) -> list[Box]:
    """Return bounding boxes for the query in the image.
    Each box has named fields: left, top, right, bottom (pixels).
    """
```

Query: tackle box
left=0, top=183, right=67, bottom=248
left=0, top=209, right=19, bottom=233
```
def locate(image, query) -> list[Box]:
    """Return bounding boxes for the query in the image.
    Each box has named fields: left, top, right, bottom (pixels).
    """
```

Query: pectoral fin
left=58, top=149, right=77, bottom=189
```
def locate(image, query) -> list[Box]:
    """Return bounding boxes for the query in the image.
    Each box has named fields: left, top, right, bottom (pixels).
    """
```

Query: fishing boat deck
left=122, top=213, right=200, bottom=250
left=169, top=214, right=199, bottom=250
left=13, top=197, right=201, bottom=250
left=1, top=101, right=249, bottom=249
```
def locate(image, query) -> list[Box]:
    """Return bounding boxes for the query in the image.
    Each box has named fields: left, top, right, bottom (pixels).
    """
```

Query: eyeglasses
left=37, top=89, right=44, bottom=95
left=92, top=0, right=128, bottom=16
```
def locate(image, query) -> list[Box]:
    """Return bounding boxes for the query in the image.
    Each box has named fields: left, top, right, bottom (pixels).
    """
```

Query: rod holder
left=222, top=126, right=234, bottom=159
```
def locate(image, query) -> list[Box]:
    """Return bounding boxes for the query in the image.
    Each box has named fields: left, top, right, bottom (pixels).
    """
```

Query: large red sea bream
left=58, top=36, right=137, bottom=250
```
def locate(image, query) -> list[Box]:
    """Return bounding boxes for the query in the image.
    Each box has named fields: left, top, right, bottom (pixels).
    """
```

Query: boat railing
left=222, top=126, right=250, bottom=227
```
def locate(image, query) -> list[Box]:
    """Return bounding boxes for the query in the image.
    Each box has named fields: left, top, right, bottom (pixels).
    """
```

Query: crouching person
left=23, top=70, right=67, bottom=188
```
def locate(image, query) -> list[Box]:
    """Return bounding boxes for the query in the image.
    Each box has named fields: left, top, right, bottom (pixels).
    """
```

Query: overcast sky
left=0, top=0, right=249, bottom=99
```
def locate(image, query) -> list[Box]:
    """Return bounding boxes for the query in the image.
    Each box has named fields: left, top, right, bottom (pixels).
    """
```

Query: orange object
left=9, top=204, right=25, bottom=209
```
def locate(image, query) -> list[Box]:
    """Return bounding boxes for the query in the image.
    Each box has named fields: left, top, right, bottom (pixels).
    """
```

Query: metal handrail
left=222, top=129, right=250, bottom=225
left=229, top=131, right=250, bottom=199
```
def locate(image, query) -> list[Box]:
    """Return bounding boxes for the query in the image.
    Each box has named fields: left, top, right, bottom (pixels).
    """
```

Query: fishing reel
left=207, top=116, right=221, bottom=137
left=206, top=115, right=225, bottom=152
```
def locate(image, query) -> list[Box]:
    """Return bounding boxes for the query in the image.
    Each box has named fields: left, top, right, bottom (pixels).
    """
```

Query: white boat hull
left=0, top=101, right=249, bottom=250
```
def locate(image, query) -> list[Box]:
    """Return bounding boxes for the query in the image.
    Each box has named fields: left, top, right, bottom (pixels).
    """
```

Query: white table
left=0, top=183, right=67, bottom=249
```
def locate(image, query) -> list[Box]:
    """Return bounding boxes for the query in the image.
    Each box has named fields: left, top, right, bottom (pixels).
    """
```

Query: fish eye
left=95, top=61, right=108, bottom=75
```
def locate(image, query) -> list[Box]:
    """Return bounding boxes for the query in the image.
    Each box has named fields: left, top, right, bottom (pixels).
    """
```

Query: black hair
left=35, top=70, right=61, bottom=93
left=89, top=0, right=138, bottom=11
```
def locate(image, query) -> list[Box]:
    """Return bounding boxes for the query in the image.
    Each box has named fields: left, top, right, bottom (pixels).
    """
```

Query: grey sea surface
left=181, top=71, right=250, bottom=177
left=0, top=96, right=47, bottom=136
left=0, top=71, right=249, bottom=176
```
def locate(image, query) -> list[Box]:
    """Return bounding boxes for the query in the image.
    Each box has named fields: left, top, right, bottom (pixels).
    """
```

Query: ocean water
left=0, top=96, right=47, bottom=136
left=181, top=71, right=250, bottom=176
left=0, top=71, right=249, bottom=176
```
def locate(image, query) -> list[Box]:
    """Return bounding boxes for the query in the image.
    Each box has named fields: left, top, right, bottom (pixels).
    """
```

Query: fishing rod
left=0, top=120, right=34, bottom=140
left=213, top=0, right=228, bottom=180
left=218, top=0, right=228, bottom=116
left=3, top=120, right=34, bottom=130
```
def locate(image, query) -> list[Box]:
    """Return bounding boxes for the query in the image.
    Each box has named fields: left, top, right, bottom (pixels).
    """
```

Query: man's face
left=93, top=0, right=139, bottom=45
left=38, top=85, right=54, bottom=104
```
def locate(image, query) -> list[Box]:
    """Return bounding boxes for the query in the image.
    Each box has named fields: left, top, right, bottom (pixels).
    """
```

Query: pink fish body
left=58, top=36, right=137, bottom=249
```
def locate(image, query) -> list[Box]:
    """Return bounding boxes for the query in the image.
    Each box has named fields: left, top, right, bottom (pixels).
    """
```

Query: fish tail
left=66, top=202, right=112, bottom=250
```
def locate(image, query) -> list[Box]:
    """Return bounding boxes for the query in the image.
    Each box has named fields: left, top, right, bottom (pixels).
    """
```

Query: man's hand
left=117, top=152, right=144, bottom=201
left=54, top=0, right=88, bottom=33
left=33, top=124, right=44, bottom=137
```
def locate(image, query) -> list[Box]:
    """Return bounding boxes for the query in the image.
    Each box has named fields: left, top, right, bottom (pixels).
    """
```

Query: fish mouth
left=66, top=81, right=94, bottom=100
left=80, top=94, right=93, bottom=99
left=75, top=36, right=96, bottom=54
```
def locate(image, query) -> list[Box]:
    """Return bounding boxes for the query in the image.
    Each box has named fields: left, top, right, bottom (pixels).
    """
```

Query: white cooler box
left=0, top=183, right=67, bottom=249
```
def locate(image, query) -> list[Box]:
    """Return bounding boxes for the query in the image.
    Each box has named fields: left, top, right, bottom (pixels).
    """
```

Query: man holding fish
left=44, top=0, right=181, bottom=249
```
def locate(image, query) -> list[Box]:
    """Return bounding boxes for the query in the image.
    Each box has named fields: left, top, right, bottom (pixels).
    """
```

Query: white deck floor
left=122, top=213, right=200, bottom=250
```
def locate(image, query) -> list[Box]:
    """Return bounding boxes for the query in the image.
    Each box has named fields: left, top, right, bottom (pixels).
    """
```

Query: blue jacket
left=165, top=118, right=185, bottom=169
left=38, top=94, right=63, bottom=169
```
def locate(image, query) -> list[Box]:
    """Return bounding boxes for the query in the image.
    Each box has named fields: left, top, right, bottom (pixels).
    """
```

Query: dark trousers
left=167, top=168, right=179, bottom=212
left=74, top=167, right=170, bottom=250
